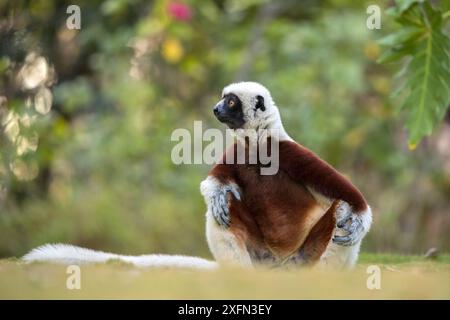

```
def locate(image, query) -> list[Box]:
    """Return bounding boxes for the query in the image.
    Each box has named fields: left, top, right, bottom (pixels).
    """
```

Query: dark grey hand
left=210, top=184, right=241, bottom=228
left=333, top=202, right=367, bottom=246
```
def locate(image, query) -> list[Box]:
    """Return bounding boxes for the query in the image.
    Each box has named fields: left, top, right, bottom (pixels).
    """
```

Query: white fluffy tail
left=23, top=244, right=218, bottom=270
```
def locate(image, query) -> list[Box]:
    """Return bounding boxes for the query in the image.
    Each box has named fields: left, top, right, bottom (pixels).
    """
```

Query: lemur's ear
left=255, top=95, right=265, bottom=111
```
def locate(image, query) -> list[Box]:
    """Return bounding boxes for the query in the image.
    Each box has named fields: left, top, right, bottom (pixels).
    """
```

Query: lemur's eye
left=228, top=99, right=235, bottom=108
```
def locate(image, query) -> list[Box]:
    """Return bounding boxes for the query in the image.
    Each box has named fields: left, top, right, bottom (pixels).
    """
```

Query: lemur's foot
left=333, top=202, right=372, bottom=246
left=210, top=184, right=241, bottom=228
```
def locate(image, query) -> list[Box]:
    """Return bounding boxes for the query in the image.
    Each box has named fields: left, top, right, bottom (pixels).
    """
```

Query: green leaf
left=377, top=48, right=408, bottom=64
left=378, top=26, right=423, bottom=47
left=379, top=1, right=450, bottom=147
left=395, top=0, right=422, bottom=13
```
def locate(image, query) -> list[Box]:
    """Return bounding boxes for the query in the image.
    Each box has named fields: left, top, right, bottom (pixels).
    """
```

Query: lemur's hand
left=333, top=202, right=372, bottom=246
left=210, top=184, right=241, bottom=228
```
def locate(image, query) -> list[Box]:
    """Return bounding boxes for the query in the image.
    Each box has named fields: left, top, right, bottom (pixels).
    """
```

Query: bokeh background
left=0, top=0, right=449, bottom=259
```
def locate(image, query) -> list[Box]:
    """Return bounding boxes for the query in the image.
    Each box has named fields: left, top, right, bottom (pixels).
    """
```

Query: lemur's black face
left=213, top=93, right=245, bottom=129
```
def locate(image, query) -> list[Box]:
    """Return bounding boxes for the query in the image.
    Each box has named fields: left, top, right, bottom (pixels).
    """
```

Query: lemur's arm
left=279, top=140, right=368, bottom=212
left=279, top=140, right=372, bottom=246
left=200, top=144, right=241, bottom=228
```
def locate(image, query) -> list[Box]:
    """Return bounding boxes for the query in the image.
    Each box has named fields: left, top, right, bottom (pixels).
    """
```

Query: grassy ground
left=0, top=253, right=449, bottom=299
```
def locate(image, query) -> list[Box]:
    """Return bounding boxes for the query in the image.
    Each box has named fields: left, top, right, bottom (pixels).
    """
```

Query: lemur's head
left=213, top=82, right=281, bottom=131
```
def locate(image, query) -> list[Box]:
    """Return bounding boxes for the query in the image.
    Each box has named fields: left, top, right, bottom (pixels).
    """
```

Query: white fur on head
left=222, top=82, right=291, bottom=141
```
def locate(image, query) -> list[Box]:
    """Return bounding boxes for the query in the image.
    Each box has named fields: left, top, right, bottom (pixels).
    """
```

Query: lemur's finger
left=219, top=193, right=227, bottom=208
left=217, top=195, right=230, bottom=228
left=336, top=214, right=352, bottom=228
left=336, top=221, right=346, bottom=229
left=215, top=208, right=228, bottom=227
left=341, top=216, right=363, bottom=236
left=211, top=197, right=220, bottom=221
left=223, top=185, right=241, bottom=201
left=229, top=187, right=241, bottom=201
left=219, top=214, right=229, bottom=228
left=220, top=192, right=233, bottom=224
left=333, top=221, right=364, bottom=246
left=213, top=196, right=226, bottom=226
left=340, top=217, right=354, bottom=232
left=332, top=235, right=354, bottom=246
left=349, top=217, right=363, bottom=233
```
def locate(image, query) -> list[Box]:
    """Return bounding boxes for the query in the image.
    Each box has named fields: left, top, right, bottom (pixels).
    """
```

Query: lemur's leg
left=299, top=200, right=338, bottom=264
left=320, top=202, right=372, bottom=268
left=205, top=213, right=252, bottom=266
left=200, top=176, right=252, bottom=267
left=283, top=200, right=337, bottom=267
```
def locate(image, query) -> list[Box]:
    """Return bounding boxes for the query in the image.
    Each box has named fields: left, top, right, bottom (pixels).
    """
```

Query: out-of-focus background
left=0, top=0, right=449, bottom=259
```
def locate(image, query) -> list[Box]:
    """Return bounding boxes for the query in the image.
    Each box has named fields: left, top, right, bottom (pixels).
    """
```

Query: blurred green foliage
left=378, top=0, right=450, bottom=147
left=0, top=0, right=449, bottom=258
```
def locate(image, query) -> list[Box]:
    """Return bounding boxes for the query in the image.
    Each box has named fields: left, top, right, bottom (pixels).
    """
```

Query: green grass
left=360, top=253, right=450, bottom=264
left=0, top=254, right=449, bottom=299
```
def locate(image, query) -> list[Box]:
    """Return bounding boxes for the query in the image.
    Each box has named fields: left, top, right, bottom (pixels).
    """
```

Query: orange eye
left=228, top=100, right=235, bottom=108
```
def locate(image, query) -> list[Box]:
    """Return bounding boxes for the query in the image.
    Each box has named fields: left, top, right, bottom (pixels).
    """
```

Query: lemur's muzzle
left=212, top=98, right=245, bottom=129
left=212, top=101, right=228, bottom=122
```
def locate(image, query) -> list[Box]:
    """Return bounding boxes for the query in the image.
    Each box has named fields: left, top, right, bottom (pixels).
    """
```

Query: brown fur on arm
left=279, top=141, right=368, bottom=213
